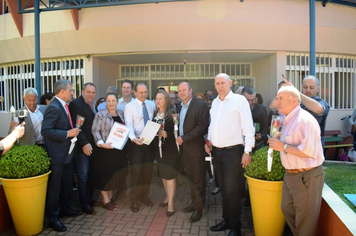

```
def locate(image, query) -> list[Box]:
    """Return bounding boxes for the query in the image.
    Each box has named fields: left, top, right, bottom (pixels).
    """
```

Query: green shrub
left=0, top=145, right=50, bottom=179
left=245, top=146, right=285, bottom=181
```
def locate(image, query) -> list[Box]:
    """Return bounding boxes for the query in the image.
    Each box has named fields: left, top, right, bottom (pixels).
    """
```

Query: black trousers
left=45, top=162, right=74, bottom=222
left=213, top=145, right=244, bottom=230
left=129, top=143, right=153, bottom=202
left=182, top=151, right=206, bottom=211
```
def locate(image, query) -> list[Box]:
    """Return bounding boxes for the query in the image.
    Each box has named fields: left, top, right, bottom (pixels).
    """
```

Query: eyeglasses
left=206, top=95, right=214, bottom=99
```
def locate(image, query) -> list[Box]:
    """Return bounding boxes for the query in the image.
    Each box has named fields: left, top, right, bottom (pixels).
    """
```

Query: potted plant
left=244, top=146, right=285, bottom=236
left=0, top=145, right=51, bottom=236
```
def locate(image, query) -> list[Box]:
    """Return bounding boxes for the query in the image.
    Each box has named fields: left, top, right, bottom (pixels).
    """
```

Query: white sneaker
left=207, top=178, right=215, bottom=186
left=211, top=187, right=220, bottom=195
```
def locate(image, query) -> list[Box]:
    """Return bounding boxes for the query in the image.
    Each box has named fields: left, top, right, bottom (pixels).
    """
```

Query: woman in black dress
left=152, top=90, right=180, bottom=217
left=91, top=93, right=127, bottom=211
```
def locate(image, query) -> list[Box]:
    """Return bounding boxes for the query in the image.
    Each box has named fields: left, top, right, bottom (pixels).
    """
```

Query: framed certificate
left=106, top=122, right=130, bottom=150
left=139, top=120, right=161, bottom=145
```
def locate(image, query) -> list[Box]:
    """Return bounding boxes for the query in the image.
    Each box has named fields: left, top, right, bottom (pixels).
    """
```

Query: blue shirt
left=179, top=97, right=192, bottom=136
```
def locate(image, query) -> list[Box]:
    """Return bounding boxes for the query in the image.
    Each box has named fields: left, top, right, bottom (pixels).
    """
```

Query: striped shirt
left=280, top=105, right=324, bottom=169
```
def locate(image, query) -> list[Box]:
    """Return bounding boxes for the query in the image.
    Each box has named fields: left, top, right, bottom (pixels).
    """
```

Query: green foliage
left=0, top=145, right=50, bottom=179
left=323, top=162, right=356, bottom=213
left=245, top=146, right=285, bottom=181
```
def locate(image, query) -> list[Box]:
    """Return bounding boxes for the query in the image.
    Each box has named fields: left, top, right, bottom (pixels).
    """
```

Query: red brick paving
left=1, top=165, right=293, bottom=235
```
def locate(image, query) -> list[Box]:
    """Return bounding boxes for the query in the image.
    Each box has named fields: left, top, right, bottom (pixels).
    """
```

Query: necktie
left=142, top=102, right=149, bottom=125
left=65, top=104, right=74, bottom=128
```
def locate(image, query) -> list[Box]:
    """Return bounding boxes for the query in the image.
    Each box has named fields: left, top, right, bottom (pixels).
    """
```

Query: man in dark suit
left=10, top=87, right=46, bottom=146
left=241, top=86, right=268, bottom=208
left=176, top=82, right=209, bottom=223
left=241, top=86, right=268, bottom=151
left=41, top=79, right=82, bottom=232
left=68, top=82, right=97, bottom=215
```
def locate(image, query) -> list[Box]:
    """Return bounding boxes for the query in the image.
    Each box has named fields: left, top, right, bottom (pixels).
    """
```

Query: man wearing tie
left=124, top=82, right=155, bottom=213
left=41, top=79, right=82, bottom=232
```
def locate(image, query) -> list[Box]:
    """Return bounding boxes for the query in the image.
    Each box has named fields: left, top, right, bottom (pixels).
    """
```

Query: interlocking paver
left=2, top=164, right=294, bottom=236
left=77, top=229, right=96, bottom=234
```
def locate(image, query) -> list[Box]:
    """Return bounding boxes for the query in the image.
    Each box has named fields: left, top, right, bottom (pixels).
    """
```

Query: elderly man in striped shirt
left=268, top=85, right=324, bottom=236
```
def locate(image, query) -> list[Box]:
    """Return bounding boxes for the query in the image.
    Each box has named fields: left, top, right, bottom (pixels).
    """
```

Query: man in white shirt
left=10, top=87, right=47, bottom=146
left=205, top=73, right=255, bottom=236
left=124, top=82, right=156, bottom=213
left=117, top=80, right=135, bottom=112
left=97, top=81, right=134, bottom=112
left=112, top=80, right=134, bottom=202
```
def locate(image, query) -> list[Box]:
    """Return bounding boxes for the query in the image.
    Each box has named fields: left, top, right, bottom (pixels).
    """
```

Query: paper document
left=68, top=137, right=77, bottom=155
left=106, top=122, right=130, bottom=150
left=139, top=120, right=161, bottom=145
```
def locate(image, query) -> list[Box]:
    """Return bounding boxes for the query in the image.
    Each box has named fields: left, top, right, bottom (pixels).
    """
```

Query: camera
left=18, top=109, right=28, bottom=123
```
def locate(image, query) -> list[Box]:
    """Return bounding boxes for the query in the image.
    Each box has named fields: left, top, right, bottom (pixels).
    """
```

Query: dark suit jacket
left=41, top=97, right=74, bottom=164
left=179, top=97, right=209, bottom=157
left=13, top=105, right=47, bottom=145
left=251, top=103, right=268, bottom=145
left=68, top=95, right=95, bottom=154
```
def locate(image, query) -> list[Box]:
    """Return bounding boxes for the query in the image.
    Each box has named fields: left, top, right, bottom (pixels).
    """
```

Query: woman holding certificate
left=91, top=93, right=127, bottom=211
left=152, top=90, right=180, bottom=217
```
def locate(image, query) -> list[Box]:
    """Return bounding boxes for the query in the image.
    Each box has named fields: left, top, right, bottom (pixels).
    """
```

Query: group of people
left=4, top=72, right=333, bottom=236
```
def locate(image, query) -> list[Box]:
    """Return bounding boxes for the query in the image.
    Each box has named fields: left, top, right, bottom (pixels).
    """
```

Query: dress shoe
left=166, top=210, right=175, bottom=217
left=140, top=197, right=153, bottom=207
left=82, top=205, right=95, bottom=214
left=189, top=209, right=202, bottom=223
left=49, top=220, right=67, bottom=232
left=60, top=209, right=83, bottom=218
left=159, top=202, right=168, bottom=207
left=228, top=229, right=242, bottom=236
left=210, top=220, right=230, bottom=231
left=131, top=202, right=139, bottom=213
left=181, top=203, right=195, bottom=213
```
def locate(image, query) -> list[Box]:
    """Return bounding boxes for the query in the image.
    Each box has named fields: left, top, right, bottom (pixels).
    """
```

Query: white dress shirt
left=26, top=105, right=44, bottom=143
left=97, top=97, right=134, bottom=112
left=208, top=91, right=255, bottom=152
left=124, top=98, right=156, bottom=141
left=117, top=97, right=134, bottom=112
left=55, top=96, right=71, bottom=138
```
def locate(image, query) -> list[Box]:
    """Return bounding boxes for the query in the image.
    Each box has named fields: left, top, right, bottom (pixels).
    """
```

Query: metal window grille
left=119, top=63, right=254, bottom=99
left=0, top=58, right=84, bottom=111
left=120, top=63, right=251, bottom=79
left=285, top=53, right=356, bottom=110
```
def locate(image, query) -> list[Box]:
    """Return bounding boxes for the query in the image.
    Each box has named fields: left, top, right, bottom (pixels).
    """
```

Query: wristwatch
left=244, top=151, right=251, bottom=156
left=283, top=143, right=288, bottom=154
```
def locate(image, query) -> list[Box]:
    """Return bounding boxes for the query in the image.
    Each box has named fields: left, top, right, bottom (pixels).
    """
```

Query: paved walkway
left=3, top=165, right=292, bottom=236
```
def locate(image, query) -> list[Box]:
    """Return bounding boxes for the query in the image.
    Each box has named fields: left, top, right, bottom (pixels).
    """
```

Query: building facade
left=1, top=0, right=356, bottom=134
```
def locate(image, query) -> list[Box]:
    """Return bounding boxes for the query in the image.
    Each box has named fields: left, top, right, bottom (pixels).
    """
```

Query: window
left=286, top=53, right=356, bottom=110
left=0, top=58, right=85, bottom=111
